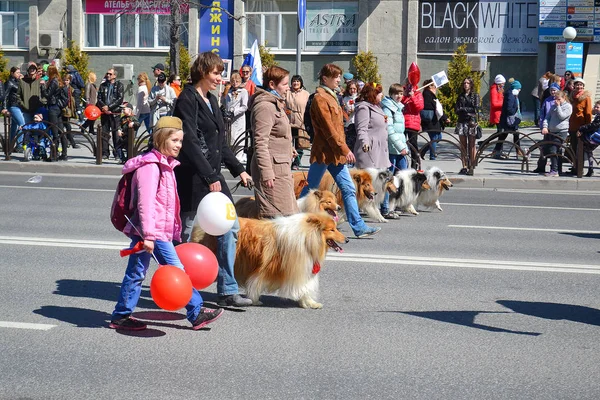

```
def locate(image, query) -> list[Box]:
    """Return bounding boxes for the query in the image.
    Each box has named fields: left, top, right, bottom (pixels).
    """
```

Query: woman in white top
left=149, top=72, right=177, bottom=126
left=341, top=80, right=359, bottom=150
left=224, top=71, right=249, bottom=163
left=136, top=72, right=152, bottom=134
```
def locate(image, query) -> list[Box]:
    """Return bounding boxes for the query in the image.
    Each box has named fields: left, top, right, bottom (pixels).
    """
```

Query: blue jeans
left=381, top=155, right=407, bottom=214
left=299, top=163, right=368, bottom=235
left=138, top=113, right=152, bottom=136
left=180, top=212, right=240, bottom=296
left=9, top=106, right=25, bottom=147
left=427, top=132, right=442, bottom=158
left=112, top=237, right=203, bottom=323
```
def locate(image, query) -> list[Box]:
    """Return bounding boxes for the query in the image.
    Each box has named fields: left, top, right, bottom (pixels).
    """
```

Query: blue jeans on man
left=112, top=237, right=203, bottom=323
left=299, top=162, right=379, bottom=237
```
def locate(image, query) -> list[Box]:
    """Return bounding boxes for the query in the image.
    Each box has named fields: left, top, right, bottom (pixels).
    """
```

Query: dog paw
left=299, top=297, right=323, bottom=309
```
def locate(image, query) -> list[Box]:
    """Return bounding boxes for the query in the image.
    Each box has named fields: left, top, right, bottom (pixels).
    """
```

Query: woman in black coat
left=173, top=52, right=252, bottom=308
left=420, top=79, right=448, bottom=160
left=40, top=65, right=68, bottom=160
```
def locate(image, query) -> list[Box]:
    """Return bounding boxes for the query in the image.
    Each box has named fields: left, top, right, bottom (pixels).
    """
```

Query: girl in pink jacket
left=110, top=116, right=223, bottom=331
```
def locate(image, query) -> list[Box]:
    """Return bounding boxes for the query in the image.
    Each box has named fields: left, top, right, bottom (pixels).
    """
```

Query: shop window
left=85, top=13, right=189, bottom=49
left=0, top=0, right=29, bottom=48
left=245, top=0, right=296, bottom=50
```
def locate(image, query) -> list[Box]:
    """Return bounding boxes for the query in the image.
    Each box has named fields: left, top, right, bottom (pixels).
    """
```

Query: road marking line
left=448, top=225, right=600, bottom=235
left=444, top=203, right=600, bottom=211
left=0, top=185, right=113, bottom=192
left=0, top=321, right=56, bottom=330
left=453, top=187, right=600, bottom=196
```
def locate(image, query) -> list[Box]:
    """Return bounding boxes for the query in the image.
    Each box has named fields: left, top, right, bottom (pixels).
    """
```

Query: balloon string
left=124, top=215, right=161, bottom=265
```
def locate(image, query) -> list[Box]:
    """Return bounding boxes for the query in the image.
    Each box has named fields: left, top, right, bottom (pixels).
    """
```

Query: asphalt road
left=1, top=171, right=599, bottom=399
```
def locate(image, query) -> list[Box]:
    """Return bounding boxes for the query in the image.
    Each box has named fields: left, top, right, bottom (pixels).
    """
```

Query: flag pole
left=296, top=0, right=306, bottom=76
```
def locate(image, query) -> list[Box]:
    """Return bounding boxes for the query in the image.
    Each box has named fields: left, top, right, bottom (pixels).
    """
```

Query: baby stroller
left=22, top=121, right=53, bottom=162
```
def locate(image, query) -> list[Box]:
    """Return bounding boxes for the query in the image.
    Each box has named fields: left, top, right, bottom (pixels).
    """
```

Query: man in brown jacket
left=299, top=64, right=380, bottom=238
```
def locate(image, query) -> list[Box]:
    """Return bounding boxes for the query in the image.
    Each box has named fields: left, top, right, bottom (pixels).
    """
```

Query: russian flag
left=242, top=39, right=263, bottom=86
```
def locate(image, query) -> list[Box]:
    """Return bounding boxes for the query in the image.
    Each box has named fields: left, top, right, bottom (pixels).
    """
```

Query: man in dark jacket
left=17, top=63, right=44, bottom=124
left=97, top=68, right=124, bottom=159
left=65, top=65, right=85, bottom=121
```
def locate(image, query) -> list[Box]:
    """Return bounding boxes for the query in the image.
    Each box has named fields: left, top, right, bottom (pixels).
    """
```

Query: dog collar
left=312, top=261, right=321, bottom=275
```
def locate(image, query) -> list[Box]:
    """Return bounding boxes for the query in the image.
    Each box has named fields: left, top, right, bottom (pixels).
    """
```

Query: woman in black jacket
left=3, top=67, right=23, bottom=151
left=454, top=77, right=480, bottom=175
left=41, top=65, right=68, bottom=160
left=172, top=52, right=252, bottom=308
left=420, top=79, right=448, bottom=160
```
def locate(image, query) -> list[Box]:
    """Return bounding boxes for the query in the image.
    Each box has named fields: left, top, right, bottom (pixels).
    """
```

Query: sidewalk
left=1, top=127, right=599, bottom=191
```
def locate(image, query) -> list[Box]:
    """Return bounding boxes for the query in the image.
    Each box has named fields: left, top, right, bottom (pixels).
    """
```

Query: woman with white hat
left=567, top=77, right=592, bottom=174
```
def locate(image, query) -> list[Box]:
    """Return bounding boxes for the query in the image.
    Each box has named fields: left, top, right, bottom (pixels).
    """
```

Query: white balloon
left=195, top=192, right=237, bottom=236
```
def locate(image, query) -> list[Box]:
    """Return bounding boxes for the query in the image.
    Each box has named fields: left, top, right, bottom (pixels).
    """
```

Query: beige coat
left=286, top=88, right=311, bottom=149
left=250, top=88, right=299, bottom=218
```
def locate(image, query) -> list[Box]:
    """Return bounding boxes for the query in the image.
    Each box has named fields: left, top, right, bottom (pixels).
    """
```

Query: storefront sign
left=199, top=0, right=233, bottom=59
left=538, top=0, right=599, bottom=42
left=418, top=0, right=538, bottom=54
left=565, top=41, right=584, bottom=75
left=555, top=42, right=567, bottom=74
left=305, top=1, right=358, bottom=52
left=85, top=0, right=187, bottom=14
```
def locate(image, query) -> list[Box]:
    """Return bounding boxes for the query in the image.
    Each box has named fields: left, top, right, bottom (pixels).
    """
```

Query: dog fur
left=235, top=189, right=341, bottom=221
left=388, top=169, right=431, bottom=216
left=192, top=213, right=348, bottom=309
left=364, top=168, right=398, bottom=222
left=415, top=167, right=453, bottom=212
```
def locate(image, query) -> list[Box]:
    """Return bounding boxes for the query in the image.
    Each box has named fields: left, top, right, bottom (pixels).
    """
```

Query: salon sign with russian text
left=418, top=0, right=539, bottom=54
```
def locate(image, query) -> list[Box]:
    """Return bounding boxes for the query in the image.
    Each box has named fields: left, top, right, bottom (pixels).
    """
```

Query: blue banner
left=199, top=0, right=233, bottom=59
left=565, top=42, right=584, bottom=77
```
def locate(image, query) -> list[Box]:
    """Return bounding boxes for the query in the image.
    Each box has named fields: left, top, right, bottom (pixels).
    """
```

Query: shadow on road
left=497, top=300, right=600, bottom=327
left=392, top=310, right=540, bottom=336
left=558, top=232, right=600, bottom=240
left=33, top=305, right=110, bottom=328
left=53, top=279, right=158, bottom=310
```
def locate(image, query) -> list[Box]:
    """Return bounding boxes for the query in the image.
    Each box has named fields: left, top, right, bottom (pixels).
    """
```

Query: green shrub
left=259, top=42, right=278, bottom=69
left=352, top=51, right=381, bottom=83
left=62, top=41, right=89, bottom=81
left=0, top=47, right=10, bottom=82
left=165, top=43, right=191, bottom=82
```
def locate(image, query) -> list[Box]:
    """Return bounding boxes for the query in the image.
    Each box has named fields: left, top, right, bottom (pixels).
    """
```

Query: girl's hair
left=388, top=83, right=404, bottom=96
left=88, top=71, right=97, bottom=84
left=462, top=77, right=474, bottom=93
left=596, top=100, right=600, bottom=107
left=543, top=71, right=553, bottom=79
left=137, top=72, right=151, bottom=93
left=551, top=74, right=561, bottom=84
left=358, top=83, right=383, bottom=104
left=318, top=63, right=343, bottom=84
left=554, top=90, right=570, bottom=103
left=190, top=52, right=224, bottom=84
left=422, top=79, right=434, bottom=91
left=47, top=65, right=62, bottom=86
left=153, top=127, right=181, bottom=153
left=263, top=66, right=289, bottom=88
left=291, top=74, right=304, bottom=88
left=230, top=71, right=241, bottom=83
left=168, top=74, right=179, bottom=84
left=10, top=66, right=19, bottom=74
left=345, top=80, right=357, bottom=93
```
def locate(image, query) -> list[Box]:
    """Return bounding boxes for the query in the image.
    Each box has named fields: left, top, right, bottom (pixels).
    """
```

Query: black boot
left=586, top=168, right=594, bottom=177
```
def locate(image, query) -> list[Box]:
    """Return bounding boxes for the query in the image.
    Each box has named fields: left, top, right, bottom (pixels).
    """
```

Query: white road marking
left=0, top=185, right=113, bottom=192
left=448, top=225, right=600, bottom=235
left=0, top=321, right=56, bottom=330
left=443, top=203, right=600, bottom=212
left=453, top=187, right=600, bottom=196
left=0, top=235, right=598, bottom=275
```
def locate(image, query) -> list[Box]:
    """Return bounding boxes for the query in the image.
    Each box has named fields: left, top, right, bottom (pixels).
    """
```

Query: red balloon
left=84, top=105, right=101, bottom=121
left=150, top=265, right=193, bottom=311
left=408, top=62, right=421, bottom=87
left=176, top=243, right=219, bottom=290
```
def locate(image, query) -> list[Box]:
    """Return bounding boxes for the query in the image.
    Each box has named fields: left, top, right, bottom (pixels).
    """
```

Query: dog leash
left=232, top=179, right=286, bottom=216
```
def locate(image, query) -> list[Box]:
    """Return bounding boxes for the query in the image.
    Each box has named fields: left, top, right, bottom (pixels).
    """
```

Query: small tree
left=352, top=51, right=381, bottom=83
left=437, top=44, right=485, bottom=123
left=0, top=47, right=9, bottom=82
left=62, top=41, right=89, bottom=80
left=259, top=42, right=278, bottom=70
left=165, top=43, right=191, bottom=82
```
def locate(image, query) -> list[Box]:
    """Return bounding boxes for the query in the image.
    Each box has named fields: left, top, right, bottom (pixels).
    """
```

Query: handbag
left=476, top=125, right=483, bottom=139
left=420, top=109, right=434, bottom=122
left=434, top=99, right=444, bottom=119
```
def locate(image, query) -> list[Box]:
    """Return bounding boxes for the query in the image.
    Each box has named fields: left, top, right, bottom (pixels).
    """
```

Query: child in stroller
left=22, top=110, right=53, bottom=162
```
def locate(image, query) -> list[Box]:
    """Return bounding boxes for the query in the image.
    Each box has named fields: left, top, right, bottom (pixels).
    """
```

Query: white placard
left=432, top=71, right=449, bottom=88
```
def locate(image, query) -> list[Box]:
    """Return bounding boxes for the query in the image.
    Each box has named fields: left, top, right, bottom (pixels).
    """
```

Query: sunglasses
left=241, top=70, right=250, bottom=73
left=106, top=73, right=114, bottom=76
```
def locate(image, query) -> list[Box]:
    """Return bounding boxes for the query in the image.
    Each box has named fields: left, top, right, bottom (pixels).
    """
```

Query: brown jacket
left=250, top=88, right=298, bottom=218
left=309, top=87, right=350, bottom=165
left=569, top=90, right=592, bottom=132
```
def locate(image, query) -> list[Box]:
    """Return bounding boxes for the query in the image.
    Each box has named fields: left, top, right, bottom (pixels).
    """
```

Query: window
left=245, top=0, right=297, bottom=50
left=0, top=0, right=29, bottom=48
left=85, top=13, right=189, bottom=49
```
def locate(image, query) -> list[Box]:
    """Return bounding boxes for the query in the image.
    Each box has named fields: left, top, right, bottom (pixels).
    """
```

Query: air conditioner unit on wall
left=467, top=55, right=487, bottom=72
left=39, top=30, right=63, bottom=49
left=112, top=64, right=134, bottom=81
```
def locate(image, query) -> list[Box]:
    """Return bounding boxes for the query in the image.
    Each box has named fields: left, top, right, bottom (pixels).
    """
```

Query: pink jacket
left=401, top=91, right=424, bottom=132
left=122, top=149, right=182, bottom=242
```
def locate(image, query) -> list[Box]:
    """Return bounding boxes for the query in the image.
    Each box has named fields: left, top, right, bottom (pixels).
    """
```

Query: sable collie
left=416, top=167, right=453, bottom=212
left=235, top=213, right=347, bottom=308
left=235, top=189, right=341, bottom=221
left=388, top=169, right=431, bottom=216
left=364, top=168, right=398, bottom=222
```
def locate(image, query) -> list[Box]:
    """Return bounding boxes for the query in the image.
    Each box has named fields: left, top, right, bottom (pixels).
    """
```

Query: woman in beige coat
left=250, top=66, right=299, bottom=218
left=285, top=75, right=310, bottom=169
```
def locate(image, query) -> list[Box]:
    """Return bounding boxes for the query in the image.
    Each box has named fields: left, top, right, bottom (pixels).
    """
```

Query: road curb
left=0, top=160, right=122, bottom=176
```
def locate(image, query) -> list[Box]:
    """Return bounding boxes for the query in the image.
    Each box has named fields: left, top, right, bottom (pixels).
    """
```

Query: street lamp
left=563, top=27, right=577, bottom=42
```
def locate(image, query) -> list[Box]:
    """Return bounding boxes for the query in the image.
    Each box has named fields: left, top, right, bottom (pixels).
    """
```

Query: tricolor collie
left=364, top=168, right=398, bottom=222
left=235, top=189, right=340, bottom=221
left=416, top=167, right=453, bottom=212
left=388, top=169, right=431, bottom=215
left=192, top=213, right=348, bottom=309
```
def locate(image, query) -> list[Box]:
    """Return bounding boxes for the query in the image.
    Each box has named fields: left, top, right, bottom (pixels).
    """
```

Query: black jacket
left=421, top=88, right=447, bottom=131
left=3, top=77, right=19, bottom=109
left=455, top=92, right=480, bottom=123
left=96, top=80, right=124, bottom=113
left=40, top=78, right=63, bottom=107
left=173, top=85, right=246, bottom=213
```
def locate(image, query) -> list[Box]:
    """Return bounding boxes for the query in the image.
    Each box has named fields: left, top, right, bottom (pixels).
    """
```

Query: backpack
left=56, top=86, right=68, bottom=109
left=303, top=92, right=316, bottom=143
left=110, top=172, right=136, bottom=232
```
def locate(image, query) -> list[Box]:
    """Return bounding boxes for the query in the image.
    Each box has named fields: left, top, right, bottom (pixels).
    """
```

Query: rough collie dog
left=363, top=168, right=398, bottom=222
left=235, top=189, right=340, bottom=221
left=388, top=169, right=431, bottom=216
left=235, top=213, right=348, bottom=308
left=416, top=167, right=453, bottom=212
